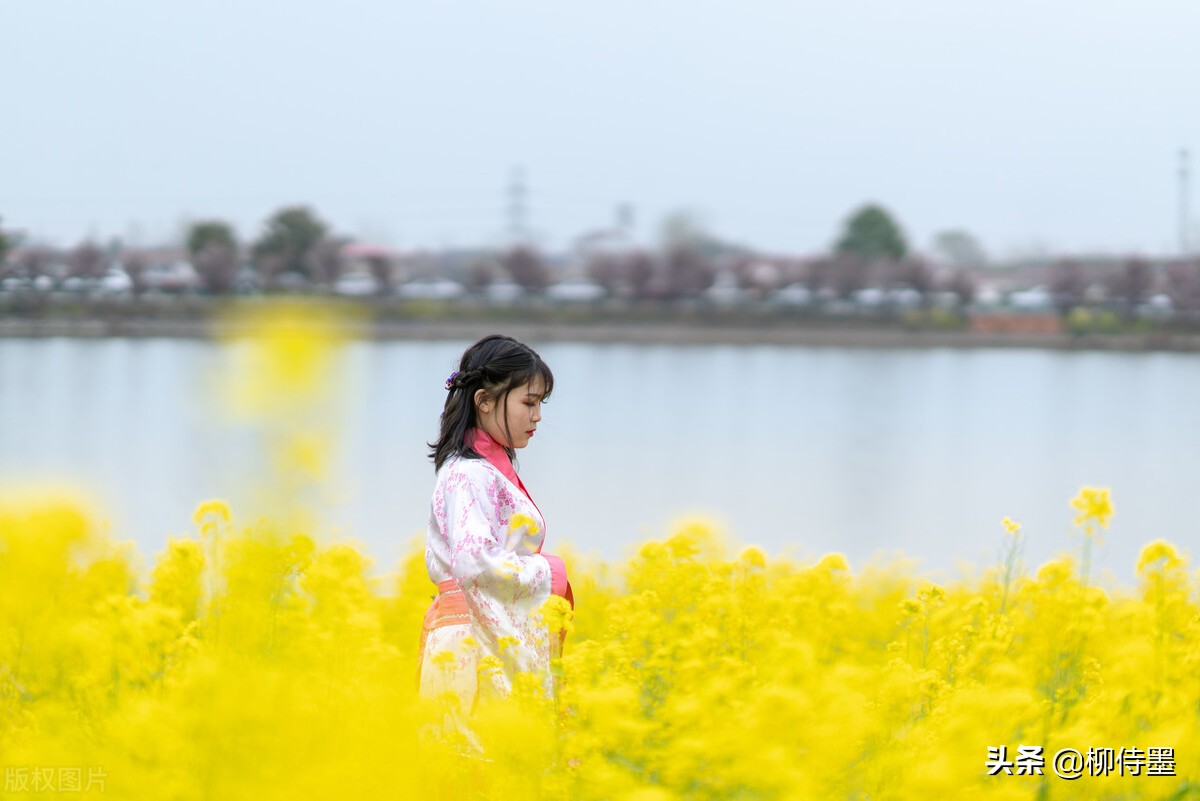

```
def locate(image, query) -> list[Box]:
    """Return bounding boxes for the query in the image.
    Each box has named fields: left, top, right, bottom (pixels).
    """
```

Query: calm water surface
left=1, top=338, right=1197, bottom=585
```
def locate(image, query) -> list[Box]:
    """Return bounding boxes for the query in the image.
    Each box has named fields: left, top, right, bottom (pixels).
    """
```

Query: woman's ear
left=474, top=388, right=489, bottom=413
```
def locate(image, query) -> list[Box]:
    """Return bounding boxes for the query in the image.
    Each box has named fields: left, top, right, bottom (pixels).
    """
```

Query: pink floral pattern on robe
left=420, top=452, right=559, bottom=711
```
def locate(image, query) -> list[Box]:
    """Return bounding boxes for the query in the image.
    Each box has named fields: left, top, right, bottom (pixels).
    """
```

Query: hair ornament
left=444, top=371, right=458, bottom=390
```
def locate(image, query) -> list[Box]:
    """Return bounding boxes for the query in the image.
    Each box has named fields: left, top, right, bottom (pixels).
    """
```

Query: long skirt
left=417, top=581, right=484, bottom=754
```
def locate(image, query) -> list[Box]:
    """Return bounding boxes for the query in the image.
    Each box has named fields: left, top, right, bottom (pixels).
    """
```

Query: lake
left=1, top=336, right=1197, bottom=586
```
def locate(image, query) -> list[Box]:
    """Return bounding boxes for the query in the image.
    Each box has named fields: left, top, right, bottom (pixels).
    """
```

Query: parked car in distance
left=1009, top=285, right=1053, bottom=311
left=888, top=287, right=922, bottom=309
left=58, top=276, right=94, bottom=293
left=851, top=287, right=886, bottom=308
left=396, top=278, right=465, bottom=300
left=483, top=281, right=525, bottom=303
left=770, top=283, right=814, bottom=307
left=333, top=272, right=380, bottom=297
left=98, top=269, right=133, bottom=295
left=0, top=277, right=31, bottom=293
left=545, top=280, right=607, bottom=302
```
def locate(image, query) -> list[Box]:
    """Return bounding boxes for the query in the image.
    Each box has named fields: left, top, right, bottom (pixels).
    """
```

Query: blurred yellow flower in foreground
left=508, top=513, right=538, bottom=535
left=538, top=594, right=575, bottom=635
left=3, top=486, right=1195, bottom=799
left=738, top=545, right=767, bottom=569
left=1001, top=516, right=1021, bottom=535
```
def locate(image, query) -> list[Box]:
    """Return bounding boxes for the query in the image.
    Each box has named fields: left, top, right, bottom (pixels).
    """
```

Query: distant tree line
left=571, top=204, right=979, bottom=307
left=2, top=202, right=1199, bottom=319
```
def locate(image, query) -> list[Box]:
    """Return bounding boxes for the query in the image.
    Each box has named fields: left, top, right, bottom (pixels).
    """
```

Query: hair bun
left=446, top=367, right=482, bottom=391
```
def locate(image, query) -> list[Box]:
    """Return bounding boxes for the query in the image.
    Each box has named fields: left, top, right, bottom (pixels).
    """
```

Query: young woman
left=417, top=334, right=574, bottom=735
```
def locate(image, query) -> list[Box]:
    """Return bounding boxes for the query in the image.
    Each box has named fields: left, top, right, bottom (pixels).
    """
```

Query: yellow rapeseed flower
left=192, top=499, right=231, bottom=525
left=1070, top=486, right=1113, bottom=531
left=738, top=546, right=767, bottom=569
left=1001, top=516, right=1021, bottom=534
left=1136, top=539, right=1184, bottom=574
left=508, top=513, right=538, bottom=535
left=917, top=581, right=945, bottom=606
left=539, top=595, right=575, bottom=635
left=816, top=552, right=850, bottom=572
left=9, top=488, right=1199, bottom=799
left=476, top=654, right=503, bottom=679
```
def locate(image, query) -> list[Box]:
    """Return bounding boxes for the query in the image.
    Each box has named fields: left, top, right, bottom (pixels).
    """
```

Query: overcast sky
left=2, top=0, right=1197, bottom=259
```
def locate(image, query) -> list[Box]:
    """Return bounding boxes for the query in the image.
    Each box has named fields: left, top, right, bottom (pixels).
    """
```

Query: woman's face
left=475, top=378, right=545, bottom=449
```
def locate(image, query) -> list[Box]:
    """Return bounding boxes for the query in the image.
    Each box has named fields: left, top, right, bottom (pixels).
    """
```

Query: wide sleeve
left=441, top=465, right=556, bottom=677
left=541, top=553, right=574, bottom=609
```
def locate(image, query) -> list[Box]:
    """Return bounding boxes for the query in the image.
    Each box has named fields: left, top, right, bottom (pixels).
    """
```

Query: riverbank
left=3, top=313, right=1200, bottom=351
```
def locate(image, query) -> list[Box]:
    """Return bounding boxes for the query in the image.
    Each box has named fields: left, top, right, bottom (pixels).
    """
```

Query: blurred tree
left=932, top=229, right=987, bottom=269
left=465, top=259, right=497, bottom=293
left=804, top=257, right=835, bottom=295
left=659, top=211, right=719, bottom=298
left=585, top=254, right=621, bottom=295
left=732, top=256, right=756, bottom=291
left=830, top=255, right=868, bottom=299
left=310, top=238, right=345, bottom=287
left=660, top=211, right=713, bottom=253
left=1107, top=258, right=1153, bottom=318
left=659, top=210, right=751, bottom=257
left=187, top=221, right=236, bottom=256
left=1048, top=259, right=1087, bottom=314
left=15, top=247, right=53, bottom=280
left=943, top=268, right=976, bottom=306
left=1165, top=260, right=1200, bottom=315
left=664, top=246, right=716, bottom=297
left=733, top=257, right=782, bottom=298
left=367, top=254, right=396, bottom=295
left=775, top=257, right=808, bottom=288
left=69, top=240, right=105, bottom=279
left=501, top=245, right=550, bottom=293
left=253, top=206, right=328, bottom=286
left=188, top=220, right=239, bottom=295
left=0, top=218, right=10, bottom=274
left=835, top=204, right=907, bottom=262
left=891, top=259, right=935, bottom=303
left=122, top=250, right=148, bottom=296
left=626, top=252, right=656, bottom=299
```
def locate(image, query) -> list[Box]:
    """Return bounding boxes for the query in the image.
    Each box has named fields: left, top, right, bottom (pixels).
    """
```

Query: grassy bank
left=3, top=293, right=1200, bottom=351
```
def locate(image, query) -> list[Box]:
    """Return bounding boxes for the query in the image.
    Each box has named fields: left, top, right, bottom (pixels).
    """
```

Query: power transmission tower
left=1180, top=149, right=1191, bottom=257
left=507, top=167, right=528, bottom=246
left=616, top=202, right=635, bottom=238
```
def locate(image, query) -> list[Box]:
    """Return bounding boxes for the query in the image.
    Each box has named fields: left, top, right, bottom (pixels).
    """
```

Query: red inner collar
left=464, top=426, right=545, bottom=542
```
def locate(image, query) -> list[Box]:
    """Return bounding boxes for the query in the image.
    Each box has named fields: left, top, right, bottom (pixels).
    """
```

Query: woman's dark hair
left=428, top=334, right=554, bottom=471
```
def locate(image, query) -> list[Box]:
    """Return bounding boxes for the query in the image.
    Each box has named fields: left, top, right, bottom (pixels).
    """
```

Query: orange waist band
left=423, top=579, right=470, bottom=631
left=416, top=579, right=472, bottom=691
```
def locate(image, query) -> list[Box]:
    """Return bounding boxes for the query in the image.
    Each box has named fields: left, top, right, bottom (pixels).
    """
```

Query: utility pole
left=616, top=202, right=634, bottom=240
left=506, top=167, right=528, bottom=246
left=1181, top=149, right=1191, bottom=257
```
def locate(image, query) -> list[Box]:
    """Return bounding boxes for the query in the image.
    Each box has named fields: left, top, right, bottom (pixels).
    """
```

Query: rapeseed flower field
left=1, top=301, right=1197, bottom=799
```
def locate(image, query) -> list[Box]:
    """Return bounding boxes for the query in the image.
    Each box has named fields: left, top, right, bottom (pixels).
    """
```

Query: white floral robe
left=418, top=447, right=565, bottom=719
